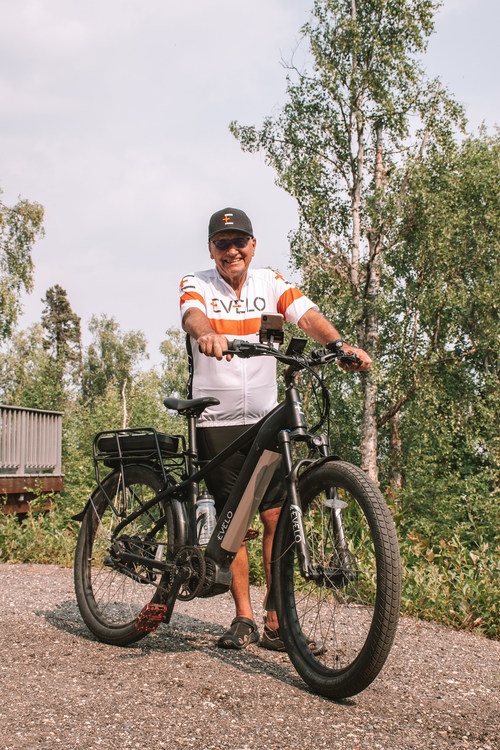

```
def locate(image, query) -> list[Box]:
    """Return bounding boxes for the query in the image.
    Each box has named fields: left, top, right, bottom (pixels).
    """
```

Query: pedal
left=135, top=603, right=168, bottom=632
left=243, top=528, right=260, bottom=541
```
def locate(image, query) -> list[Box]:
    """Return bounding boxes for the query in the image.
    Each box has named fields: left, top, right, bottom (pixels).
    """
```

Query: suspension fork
left=321, top=484, right=357, bottom=582
left=278, top=430, right=317, bottom=580
left=326, top=487, right=350, bottom=557
left=309, top=435, right=353, bottom=573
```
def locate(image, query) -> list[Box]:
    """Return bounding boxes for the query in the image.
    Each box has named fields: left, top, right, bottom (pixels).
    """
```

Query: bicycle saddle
left=163, top=396, right=220, bottom=416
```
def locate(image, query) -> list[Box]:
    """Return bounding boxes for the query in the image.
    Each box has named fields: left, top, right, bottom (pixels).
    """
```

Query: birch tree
left=231, top=0, right=463, bottom=481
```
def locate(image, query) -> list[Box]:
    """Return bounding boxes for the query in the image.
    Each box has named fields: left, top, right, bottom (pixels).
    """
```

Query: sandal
left=217, top=617, right=259, bottom=650
left=259, top=625, right=325, bottom=655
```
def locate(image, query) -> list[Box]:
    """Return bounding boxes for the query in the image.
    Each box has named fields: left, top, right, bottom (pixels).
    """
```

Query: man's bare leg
left=261, top=506, right=281, bottom=630
left=230, top=542, right=254, bottom=620
left=216, top=542, right=258, bottom=648
left=222, top=506, right=280, bottom=643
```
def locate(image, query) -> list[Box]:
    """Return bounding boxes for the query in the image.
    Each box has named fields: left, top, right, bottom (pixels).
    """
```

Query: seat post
left=186, top=413, right=198, bottom=474
left=163, top=396, right=219, bottom=542
left=186, top=413, right=199, bottom=545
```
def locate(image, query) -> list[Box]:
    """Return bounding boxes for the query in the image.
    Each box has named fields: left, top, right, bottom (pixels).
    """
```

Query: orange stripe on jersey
left=180, top=291, right=206, bottom=307
left=207, top=317, right=261, bottom=336
left=277, top=287, right=304, bottom=317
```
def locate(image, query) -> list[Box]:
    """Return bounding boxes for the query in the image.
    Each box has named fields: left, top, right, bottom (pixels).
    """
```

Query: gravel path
left=0, top=563, right=498, bottom=750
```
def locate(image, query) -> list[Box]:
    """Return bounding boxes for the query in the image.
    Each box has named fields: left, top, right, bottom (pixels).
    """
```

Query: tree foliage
left=159, top=327, right=189, bottom=399
left=82, top=314, right=149, bottom=402
left=384, top=130, right=500, bottom=537
left=0, top=324, right=62, bottom=410
left=41, top=284, right=82, bottom=391
left=230, top=1, right=499, bottom=549
left=0, top=190, right=44, bottom=340
left=41, top=285, right=82, bottom=368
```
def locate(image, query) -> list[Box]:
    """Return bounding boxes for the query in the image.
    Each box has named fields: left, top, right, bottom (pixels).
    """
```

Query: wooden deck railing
left=0, top=404, right=64, bottom=513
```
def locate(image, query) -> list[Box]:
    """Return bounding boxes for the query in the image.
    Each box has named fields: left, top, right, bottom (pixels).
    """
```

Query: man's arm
left=297, top=308, right=372, bottom=372
left=182, top=308, right=231, bottom=361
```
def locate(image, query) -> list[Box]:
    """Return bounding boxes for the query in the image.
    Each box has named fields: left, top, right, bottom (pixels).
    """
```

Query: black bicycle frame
left=108, top=380, right=330, bottom=580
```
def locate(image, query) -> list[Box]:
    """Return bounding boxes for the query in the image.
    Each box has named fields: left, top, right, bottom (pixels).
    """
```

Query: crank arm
left=161, top=566, right=191, bottom=624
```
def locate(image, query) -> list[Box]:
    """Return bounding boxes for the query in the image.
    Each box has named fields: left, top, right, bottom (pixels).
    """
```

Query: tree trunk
left=122, top=379, right=128, bottom=429
left=361, top=374, right=378, bottom=481
left=389, top=412, right=403, bottom=505
left=360, top=124, right=384, bottom=483
left=350, top=0, right=361, bottom=292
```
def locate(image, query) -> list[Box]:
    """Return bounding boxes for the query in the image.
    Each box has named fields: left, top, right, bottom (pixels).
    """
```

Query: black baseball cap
left=208, top=207, right=253, bottom=239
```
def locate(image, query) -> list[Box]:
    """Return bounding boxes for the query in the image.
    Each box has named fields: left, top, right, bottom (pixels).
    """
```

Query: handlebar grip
left=198, top=339, right=247, bottom=356
left=326, top=340, right=362, bottom=367
left=339, top=353, right=362, bottom=366
left=198, top=340, right=243, bottom=352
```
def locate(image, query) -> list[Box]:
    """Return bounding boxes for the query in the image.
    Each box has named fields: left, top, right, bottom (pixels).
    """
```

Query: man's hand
left=198, top=332, right=232, bottom=361
left=182, top=309, right=233, bottom=361
left=338, top=345, right=372, bottom=372
left=298, top=310, right=372, bottom=371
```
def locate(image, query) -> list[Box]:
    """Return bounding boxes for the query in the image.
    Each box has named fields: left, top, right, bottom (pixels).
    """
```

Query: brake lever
left=222, top=349, right=252, bottom=358
left=310, top=348, right=327, bottom=361
left=326, top=340, right=362, bottom=367
left=222, top=340, right=260, bottom=358
left=313, top=346, right=362, bottom=367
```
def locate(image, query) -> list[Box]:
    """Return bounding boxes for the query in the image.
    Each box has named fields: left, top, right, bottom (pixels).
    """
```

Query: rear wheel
left=274, top=460, right=401, bottom=698
left=74, top=464, right=175, bottom=645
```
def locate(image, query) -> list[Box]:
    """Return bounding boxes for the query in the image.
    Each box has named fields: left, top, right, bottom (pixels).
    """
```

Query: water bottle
left=196, top=491, right=216, bottom=546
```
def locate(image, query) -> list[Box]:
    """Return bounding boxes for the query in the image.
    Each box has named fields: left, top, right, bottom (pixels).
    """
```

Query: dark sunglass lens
left=213, top=237, right=250, bottom=251
left=214, top=239, right=231, bottom=250
left=233, top=237, right=250, bottom=248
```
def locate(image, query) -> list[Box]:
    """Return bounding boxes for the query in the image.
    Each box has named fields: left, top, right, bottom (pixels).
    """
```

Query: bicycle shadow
left=39, top=598, right=334, bottom=698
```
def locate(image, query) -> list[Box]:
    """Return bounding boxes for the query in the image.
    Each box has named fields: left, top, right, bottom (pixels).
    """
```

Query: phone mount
left=259, top=313, right=284, bottom=345
left=259, top=327, right=284, bottom=344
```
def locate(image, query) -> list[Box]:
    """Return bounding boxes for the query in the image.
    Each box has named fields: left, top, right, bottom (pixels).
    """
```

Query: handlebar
left=204, top=337, right=363, bottom=434
left=223, top=339, right=362, bottom=369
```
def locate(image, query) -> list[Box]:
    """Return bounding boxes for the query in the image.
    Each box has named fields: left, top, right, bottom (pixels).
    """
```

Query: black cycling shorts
left=196, top=424, right=284, bottom=517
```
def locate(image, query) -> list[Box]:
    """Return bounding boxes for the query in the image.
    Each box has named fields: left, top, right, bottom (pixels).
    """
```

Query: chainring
left=175, top=546, right=206, bottom=601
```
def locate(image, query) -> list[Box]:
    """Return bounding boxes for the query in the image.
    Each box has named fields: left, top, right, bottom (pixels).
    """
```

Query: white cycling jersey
left=179, top=267, right=317, bottom=426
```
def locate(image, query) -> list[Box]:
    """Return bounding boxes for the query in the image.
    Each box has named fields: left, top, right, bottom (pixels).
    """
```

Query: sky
left=1, top=0, right=499, bottom=366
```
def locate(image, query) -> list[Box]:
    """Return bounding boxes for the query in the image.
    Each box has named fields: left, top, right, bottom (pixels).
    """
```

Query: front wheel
left=74, top=464, right=175, bottom=646
left=273, top=460, right=401, bottom=698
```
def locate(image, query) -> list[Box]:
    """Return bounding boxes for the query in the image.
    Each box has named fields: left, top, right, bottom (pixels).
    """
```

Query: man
left=179, top=207, right=371, bottom=651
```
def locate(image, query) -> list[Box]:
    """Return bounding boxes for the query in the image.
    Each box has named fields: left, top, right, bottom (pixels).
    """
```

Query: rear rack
left=93, top=427, right=186, bottom=486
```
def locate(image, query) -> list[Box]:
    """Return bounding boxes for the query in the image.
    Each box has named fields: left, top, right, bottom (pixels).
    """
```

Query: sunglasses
left=211, top=236, right=252, bottom=251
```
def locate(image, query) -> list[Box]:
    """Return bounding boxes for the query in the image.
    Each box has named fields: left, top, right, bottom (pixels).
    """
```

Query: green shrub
left=399, top=531, right=500, bottom=639
left=0, top=498, right=78, bottom=566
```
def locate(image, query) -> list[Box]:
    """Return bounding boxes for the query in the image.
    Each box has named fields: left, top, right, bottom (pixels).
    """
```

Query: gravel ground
left=0, top=563, right=498, bottom=750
